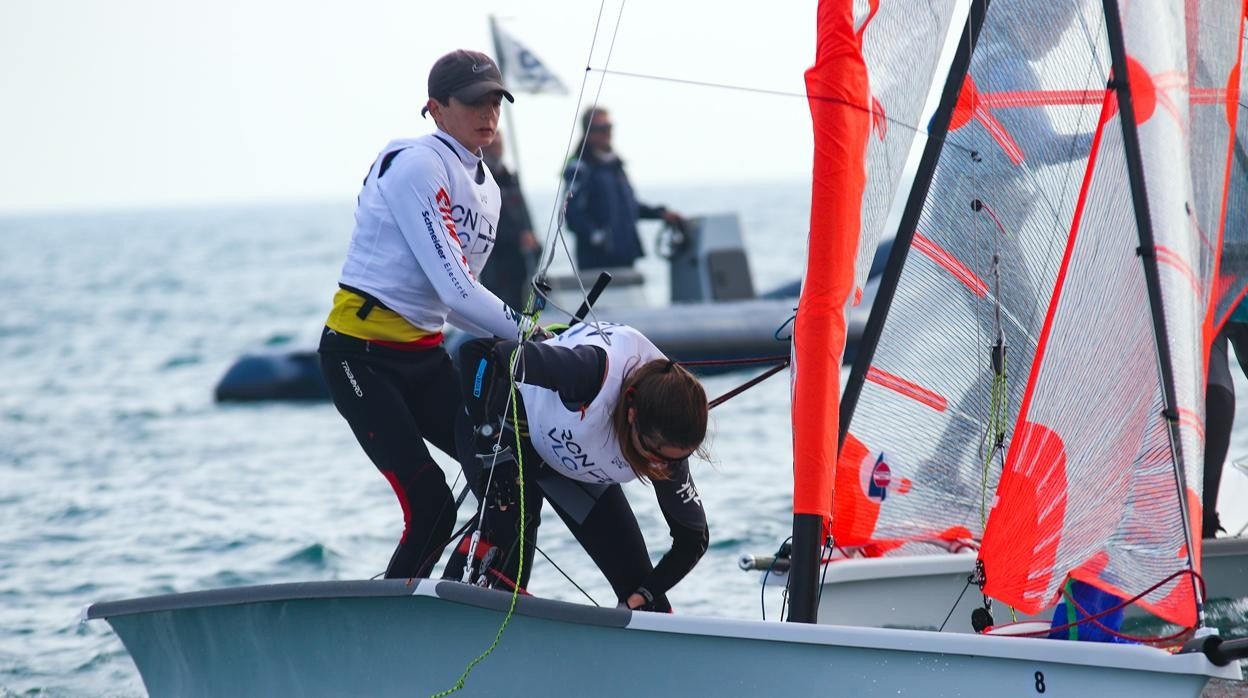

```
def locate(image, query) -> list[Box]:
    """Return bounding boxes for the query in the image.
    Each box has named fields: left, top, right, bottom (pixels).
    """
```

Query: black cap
left=421, top=50, right=514, bottom=117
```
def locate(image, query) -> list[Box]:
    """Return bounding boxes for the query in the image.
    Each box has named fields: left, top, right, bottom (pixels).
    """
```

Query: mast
left=1100, top=0, right=1203, bottom=622
left=838, top=0, right=992, bottom=448
left=489, top=14, right=525, bottom=173
left=787, top=0, right=871, bottom=624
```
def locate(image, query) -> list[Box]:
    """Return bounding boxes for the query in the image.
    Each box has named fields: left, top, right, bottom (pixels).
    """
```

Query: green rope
left=979, top=353, right=1009, bottom=529
left=979, top=348, right=1016, bottom=623
left=432, top=346, right=532, bottom=697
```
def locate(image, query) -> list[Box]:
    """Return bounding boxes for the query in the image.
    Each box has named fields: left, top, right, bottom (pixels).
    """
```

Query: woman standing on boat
left=318, top=49, right=542, bottom=579
left=446, top=323, right=709, bottom=612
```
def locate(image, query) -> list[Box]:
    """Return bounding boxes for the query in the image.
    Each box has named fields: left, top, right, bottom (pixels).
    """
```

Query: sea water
left=1, top=181, right=1245, bottom=696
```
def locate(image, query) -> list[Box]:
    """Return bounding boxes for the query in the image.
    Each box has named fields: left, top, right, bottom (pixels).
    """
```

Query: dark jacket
left=562, top=152, right=666, bottom=269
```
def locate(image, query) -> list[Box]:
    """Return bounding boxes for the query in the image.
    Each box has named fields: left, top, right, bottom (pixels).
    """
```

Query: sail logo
left=867, top=454, right=891, bottom=502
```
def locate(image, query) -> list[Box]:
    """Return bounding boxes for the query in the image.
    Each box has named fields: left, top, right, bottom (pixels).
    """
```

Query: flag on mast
left=489, top=17, right=568, bottom=95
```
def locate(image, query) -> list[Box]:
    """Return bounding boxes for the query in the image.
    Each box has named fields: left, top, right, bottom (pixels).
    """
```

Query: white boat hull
left=86, top=579, right=1239, bottom=697
left=814, top=537, right=1248, bottom=632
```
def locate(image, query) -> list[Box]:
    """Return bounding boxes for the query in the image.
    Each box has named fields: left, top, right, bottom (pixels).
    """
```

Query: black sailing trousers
left=318, top=327, right=460, bottom=578
left=443, top=411, right=670, bottom=612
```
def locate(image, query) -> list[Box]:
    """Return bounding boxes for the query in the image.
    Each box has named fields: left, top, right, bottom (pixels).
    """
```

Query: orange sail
left=979, top=0, right=1245, bottom=626
left=835, top=0, right=1246, bottom=629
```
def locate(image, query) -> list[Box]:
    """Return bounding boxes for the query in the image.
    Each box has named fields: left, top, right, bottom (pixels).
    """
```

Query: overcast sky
left=0, top=0, right=821, bottom=214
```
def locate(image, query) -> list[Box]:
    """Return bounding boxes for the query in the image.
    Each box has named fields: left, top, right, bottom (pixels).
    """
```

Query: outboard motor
left=667, top=214, right=756, bottom=304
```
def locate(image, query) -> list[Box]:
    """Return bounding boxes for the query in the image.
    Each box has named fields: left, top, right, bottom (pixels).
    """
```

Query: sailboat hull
left=86, top=580, right=1238, bottom=697
left=815, top=537, right=1248, bottom=632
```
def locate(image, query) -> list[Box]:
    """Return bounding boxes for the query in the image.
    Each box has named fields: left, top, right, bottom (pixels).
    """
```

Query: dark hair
left=581, top=106, right=607, bottom=133
left=576, top=106, right=610, bottom=157
left=611, top=359, right=708, bottom=481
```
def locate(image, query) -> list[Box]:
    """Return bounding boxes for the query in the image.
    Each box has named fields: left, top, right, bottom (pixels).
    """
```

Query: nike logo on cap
left=472, top=63, right=491, bottom=73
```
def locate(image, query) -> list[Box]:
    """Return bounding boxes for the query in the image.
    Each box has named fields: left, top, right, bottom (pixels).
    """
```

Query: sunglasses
left=633, top=422, right=692, bottom=466
left=588, top=123, right=613, bottom=133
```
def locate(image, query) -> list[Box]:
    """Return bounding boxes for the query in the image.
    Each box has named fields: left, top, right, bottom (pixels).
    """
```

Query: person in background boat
left=445, top=323, right=709, bottom=612
left=562, top=107, right=687, bottom=270
left=480, top=130, right=541, bottom=309
left=318, top=49, right=545, bottom=579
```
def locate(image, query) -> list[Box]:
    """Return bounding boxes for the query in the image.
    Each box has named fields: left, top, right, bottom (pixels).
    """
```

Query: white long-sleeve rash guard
left=337, top=129, right=533, bottom=340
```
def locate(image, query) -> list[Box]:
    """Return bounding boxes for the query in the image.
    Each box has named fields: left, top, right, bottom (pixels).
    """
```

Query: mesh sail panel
left=979, top=109, right=1177, bottom=617
left=1186, top=0, right=1244, bottom=330
left=852, top=1, right=959, bottom=301
left=978, top=0, right=1236, bottom=625
left=839, top=0, right=1107, bottom=548
left=1101, top=0, right=1241, bottom=621
left=1214, top=15, right=1248, bottom=327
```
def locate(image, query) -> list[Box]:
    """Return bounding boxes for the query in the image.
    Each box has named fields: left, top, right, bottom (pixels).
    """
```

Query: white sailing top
left=519, top=323, right=664, bottom=484
left=337, top=128, right=530, bottom=339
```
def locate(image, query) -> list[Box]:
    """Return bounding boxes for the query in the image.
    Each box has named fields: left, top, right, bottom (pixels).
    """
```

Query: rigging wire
left=534, top=545, right=601, bottom=606
left=529, top=1, right=629, bottom=343
left=529, top=6, right=1115, bottom=346
left=434, top=346, right=532, bottom=698
left=437, top=5, right=630, bottom=688
left=534, top=3, right=611, bottom=277
left=812, top=537, right=835, bottom=610
left=582, top=65, right=983, bottom=161
left=526, top=9, right=1109, bottom=347
left=680, top=354, right=789, bottom=368
left=938, top=577, right=976, bottom=633
left=708, top=360, right=790, bottom=410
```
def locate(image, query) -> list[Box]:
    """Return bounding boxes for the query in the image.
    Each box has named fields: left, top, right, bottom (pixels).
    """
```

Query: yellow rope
left=979, top=353, right=1008, bottom=528
left=980, top=351, right=1015, bottom=623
